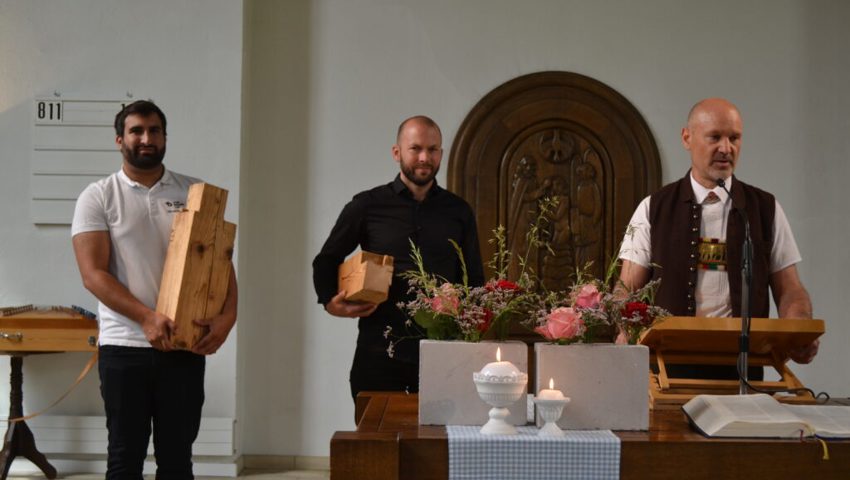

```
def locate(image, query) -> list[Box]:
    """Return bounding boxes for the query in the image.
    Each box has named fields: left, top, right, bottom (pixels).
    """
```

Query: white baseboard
left=9, top=456, right=240, bottom=477
left=4, top=415, right=239, bottom=477
left=242, top=454, right=329, bottom=471
left=15, top=415, right=235, bottom=456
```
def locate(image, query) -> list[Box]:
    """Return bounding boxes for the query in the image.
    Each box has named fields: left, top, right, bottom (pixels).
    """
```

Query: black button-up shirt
left=312, top=175, right=485, bottom=363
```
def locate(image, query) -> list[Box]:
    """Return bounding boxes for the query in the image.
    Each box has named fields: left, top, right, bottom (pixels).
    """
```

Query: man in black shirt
left=313, top=115, right=485, bottom=400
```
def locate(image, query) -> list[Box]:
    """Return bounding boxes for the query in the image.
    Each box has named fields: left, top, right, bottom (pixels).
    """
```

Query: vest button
left=693, top=214, right=698, bottom=219
left=691, top=227, right=698, bottom=232
left=690, top=253, right=695, bottom=259
left=688, top=281, right=694, bottom=286
left=691, top=241, right=697, bottom=246
left=689, top=267, right=696, bottom=272
left=687, top=305, right=694, bottom=311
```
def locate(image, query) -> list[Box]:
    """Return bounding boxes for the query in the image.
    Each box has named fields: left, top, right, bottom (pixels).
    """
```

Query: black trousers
left=349, top=347, right=418, bottom=401
left=98, top=345, right=205, bottom=480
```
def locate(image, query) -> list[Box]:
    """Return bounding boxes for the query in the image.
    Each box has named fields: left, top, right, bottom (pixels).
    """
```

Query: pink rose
left=574, top=284, right=601, bottom=309
left=614, top=329, right=629, bottom=345
left=535, top=307, right=584, bottom=341
left=430, top=283, right=460, bottom=315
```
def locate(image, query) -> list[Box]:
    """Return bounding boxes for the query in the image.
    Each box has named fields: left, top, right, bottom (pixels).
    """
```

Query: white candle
left=479, top=347, right=522, bottom=378
left=537, top=377, right=565, bottom=400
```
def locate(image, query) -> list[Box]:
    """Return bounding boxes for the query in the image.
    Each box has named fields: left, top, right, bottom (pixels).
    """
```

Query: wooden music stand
left=640, top=316, right=824, bottom=410
left=0, top=305, right=98, bottom=480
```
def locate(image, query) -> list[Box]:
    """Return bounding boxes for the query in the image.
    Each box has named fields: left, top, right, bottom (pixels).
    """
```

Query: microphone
left=715, top=177, right=753, bottom=395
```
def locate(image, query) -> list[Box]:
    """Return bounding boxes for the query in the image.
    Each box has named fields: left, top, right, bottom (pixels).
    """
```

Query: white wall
left=3, top=0, right=848, bottom=463
left=0, top=0, right=242, bottom=425
left=241, top=0, right=850, bottom=457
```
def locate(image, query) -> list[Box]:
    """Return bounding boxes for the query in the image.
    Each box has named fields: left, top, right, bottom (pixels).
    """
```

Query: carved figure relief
left=505, top=128, right=605, bottom=287
left=448, top=71, right=662, bottom=318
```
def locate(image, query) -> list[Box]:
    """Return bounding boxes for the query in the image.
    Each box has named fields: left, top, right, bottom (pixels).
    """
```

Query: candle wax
left=537, top=388, right=565, bottom=400
left=480, top=360, right=521, bottom=377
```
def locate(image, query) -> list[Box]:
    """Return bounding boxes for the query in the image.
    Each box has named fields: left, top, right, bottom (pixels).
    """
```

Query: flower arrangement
left=525, top=226, right=670, bottom=345
left=393, top=197, right=669, bottom=350
left=396, top=242, right=534, bottom=343
left=395, top=245, right=496, bottom=342
left=394, top=199, right=558, bottom=344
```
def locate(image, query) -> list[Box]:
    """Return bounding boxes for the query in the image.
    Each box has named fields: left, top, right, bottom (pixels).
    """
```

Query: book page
left=786, top=405, right=850, bottom=438
left=711, top=394, right=800, bottom=423
left=683, top=394, right=808, bottom=438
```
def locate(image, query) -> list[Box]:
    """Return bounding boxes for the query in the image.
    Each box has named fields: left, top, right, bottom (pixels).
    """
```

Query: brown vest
left=648, top=173, right=775, bottom=317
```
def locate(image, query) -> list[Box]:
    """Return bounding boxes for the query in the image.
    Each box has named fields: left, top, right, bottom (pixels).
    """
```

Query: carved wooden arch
left=448, top=71, right=661, bottom=286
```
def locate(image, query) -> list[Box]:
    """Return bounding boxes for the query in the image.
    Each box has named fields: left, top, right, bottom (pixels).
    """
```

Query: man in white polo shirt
left=618, top=98, right=817, bottom=377
left=71, top=100, right=237, bottom=479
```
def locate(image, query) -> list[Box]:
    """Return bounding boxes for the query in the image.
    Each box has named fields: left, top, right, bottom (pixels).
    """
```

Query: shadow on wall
left=238, top=0, right=313, bottom=455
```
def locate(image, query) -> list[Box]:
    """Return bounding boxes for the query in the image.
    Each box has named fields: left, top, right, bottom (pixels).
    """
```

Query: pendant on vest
left=698, top=237, right=727, bottom=271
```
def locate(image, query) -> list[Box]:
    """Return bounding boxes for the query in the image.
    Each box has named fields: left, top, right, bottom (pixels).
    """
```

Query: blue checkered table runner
left=447, top=426, right=620, bottom=480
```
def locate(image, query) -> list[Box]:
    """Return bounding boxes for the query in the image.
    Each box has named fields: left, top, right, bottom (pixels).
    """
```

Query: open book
left=682, top=394, right=850, bottom=439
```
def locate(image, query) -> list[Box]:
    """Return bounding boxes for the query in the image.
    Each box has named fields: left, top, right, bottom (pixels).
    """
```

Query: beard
left=122, top=143, right=165, bottom=170
left=401, top=161, right=440, bottom=187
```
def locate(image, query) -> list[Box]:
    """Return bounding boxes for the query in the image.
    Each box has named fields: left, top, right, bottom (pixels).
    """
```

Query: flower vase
left=534, top=342, right=649, bottom=430
left=419, top=339, right=528, bottom=426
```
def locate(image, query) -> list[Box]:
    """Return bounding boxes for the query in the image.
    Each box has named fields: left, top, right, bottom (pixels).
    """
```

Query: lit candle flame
left=496, top=347, right=501, bottom=362
left=549, top=378, right=554, bottom=389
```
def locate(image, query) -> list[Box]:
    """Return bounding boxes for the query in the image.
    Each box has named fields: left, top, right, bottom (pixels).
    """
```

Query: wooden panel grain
left=157, top=183, right=235, bottom=350
left=333, top=393, right=850, bottom=480
left=331, top=432, right=398, bottom=480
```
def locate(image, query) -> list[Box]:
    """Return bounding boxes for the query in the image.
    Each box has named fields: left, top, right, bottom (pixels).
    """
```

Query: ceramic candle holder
left=473, top=368, right=528, bottom=435
left=534, top=397, right=570, bottom=437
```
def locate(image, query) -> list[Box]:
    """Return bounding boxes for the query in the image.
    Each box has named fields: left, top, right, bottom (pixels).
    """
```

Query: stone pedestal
left=419, top=340, right=527, bottom=426
left=534, top=343, right=649, bottom=430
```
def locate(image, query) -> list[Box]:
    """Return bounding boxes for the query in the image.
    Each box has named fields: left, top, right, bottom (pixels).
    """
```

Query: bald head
left=396, top=115, right=442, bottom=143
left=686, top=98, right=742, bottom=128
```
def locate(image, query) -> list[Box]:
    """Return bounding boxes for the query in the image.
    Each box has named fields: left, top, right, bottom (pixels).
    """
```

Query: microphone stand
left=716, top=178, right=753, bottom=395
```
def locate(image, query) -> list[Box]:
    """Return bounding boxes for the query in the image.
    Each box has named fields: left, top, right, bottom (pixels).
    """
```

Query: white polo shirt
left=71, top=168, right=200, bottom=347
left=619, top=174, right=802, bottom=317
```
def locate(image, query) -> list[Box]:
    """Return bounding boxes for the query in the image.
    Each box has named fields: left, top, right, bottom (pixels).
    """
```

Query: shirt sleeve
left=770, top=199, right=802, bottom=273
left=461, top=204, right=485, bottom=288
left=618, top=196, right=652, bottom=268
left=71, top=183, right=108, bottom=237
left=312, top=197, right=366, bottom=305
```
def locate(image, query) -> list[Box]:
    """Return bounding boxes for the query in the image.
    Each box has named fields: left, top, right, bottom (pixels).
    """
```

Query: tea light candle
left=537, top=378, right=565, bottom=400
left=479, top=347, right=522, bottom=378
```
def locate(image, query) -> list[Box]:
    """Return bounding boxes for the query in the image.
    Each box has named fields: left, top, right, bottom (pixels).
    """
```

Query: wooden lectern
left=640, top=316, right=824, bottom=409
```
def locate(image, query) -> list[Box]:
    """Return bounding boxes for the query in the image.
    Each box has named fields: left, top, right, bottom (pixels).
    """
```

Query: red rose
left=622, top=301, right=651, bottom=326
left=486, top=279, right=522, bottom=292
left=477, top=308, right=494, bottom=333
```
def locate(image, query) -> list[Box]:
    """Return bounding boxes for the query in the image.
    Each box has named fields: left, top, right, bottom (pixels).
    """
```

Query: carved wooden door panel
left=449, top=71, right=661, bottom=287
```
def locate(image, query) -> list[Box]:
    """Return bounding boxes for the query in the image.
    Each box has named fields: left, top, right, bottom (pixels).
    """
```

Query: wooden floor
left=8, top=469, right=330, bottom=480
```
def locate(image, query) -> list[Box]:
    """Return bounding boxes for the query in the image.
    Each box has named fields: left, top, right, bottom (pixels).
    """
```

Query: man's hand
left=789, top=338, right=819, bottom=364
left=141, top=311, right=176, bottom=351
left=191, top=311, right=237, bottom=356
left=325, top=291, right=378, bottom=318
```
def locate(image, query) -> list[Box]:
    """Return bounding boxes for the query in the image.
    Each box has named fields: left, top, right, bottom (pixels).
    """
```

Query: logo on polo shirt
left=164, top=200, right=186, bottom=213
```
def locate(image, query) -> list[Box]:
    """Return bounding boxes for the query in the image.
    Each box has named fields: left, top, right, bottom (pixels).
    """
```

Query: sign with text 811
left=34, top=99, right=63, bottom=124
left=34, top=99, right=127, bottom=126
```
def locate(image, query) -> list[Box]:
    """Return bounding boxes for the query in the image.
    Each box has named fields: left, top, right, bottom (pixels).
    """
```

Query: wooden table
left=0, top=305, right=98, bottom=480
left=331, top=392, right=850, bottom=480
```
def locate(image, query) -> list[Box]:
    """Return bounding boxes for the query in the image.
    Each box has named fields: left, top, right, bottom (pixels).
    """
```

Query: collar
left=391, top=174, right=442, bottom=199
left=689, top=171, right=731, bottom=205
left=118, top=166, right=172, bottom=189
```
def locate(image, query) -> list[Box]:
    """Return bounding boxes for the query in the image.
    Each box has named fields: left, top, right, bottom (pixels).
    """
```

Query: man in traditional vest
left=618, top=98, right=818, bottom=378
